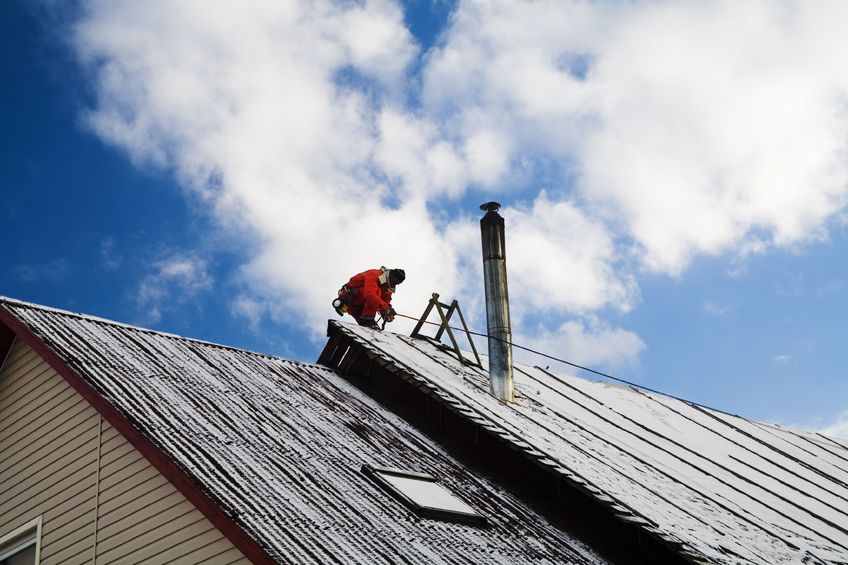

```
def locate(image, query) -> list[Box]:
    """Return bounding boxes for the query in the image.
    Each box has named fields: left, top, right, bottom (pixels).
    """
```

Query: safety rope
left=395, top=312, right=738, bottom=417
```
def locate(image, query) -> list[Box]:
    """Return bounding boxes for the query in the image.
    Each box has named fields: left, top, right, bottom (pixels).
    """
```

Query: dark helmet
left=389, top=268, right=406, bottom=287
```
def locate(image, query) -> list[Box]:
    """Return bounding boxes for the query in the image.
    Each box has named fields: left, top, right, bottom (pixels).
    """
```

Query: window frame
left=0, top=516, right=42, bottom=565
left=361, top=464, right=486, bottom=525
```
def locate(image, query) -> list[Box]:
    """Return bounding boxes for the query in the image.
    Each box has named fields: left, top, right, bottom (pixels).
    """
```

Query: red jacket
left=347, top=269, right=392, bottom=322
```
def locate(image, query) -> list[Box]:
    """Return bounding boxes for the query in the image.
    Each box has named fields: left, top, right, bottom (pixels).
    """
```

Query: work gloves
left=381, top=307, right=396, bottom=323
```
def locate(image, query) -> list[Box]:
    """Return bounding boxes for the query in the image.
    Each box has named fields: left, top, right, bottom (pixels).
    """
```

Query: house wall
left=0, top=338, right=250, bottom=565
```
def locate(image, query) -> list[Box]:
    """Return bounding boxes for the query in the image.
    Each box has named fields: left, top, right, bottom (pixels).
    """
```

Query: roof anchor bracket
left=410, top=293, right=483, bottom=369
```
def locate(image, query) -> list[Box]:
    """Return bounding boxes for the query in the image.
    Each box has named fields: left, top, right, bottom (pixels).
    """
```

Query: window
left=0, top=517, right=41, bottom=565
left=362, top=465, right=485, bottom=525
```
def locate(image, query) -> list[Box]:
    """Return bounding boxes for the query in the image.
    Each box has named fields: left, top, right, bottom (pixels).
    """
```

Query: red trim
left=0, top=305, right=275, bottom=565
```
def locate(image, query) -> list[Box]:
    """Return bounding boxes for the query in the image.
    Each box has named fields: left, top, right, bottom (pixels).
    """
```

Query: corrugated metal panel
left=328, top=320, right=848, bottom=564
left=0, top=338, right=249, bottom=565
left=1, top=298, right=607, bottom=564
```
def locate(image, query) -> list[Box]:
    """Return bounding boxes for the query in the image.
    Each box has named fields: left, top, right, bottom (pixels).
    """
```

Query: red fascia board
left=0, top=305, right=275, bottom=565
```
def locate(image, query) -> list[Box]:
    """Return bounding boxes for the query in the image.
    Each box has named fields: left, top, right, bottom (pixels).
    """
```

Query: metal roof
left=0, top=298, right=605, bottom=564
left=326, top=319, right=848, bottom=564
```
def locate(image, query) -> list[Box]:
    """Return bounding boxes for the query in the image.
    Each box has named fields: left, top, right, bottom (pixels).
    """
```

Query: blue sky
left=2, top=0, right=847, bottom=439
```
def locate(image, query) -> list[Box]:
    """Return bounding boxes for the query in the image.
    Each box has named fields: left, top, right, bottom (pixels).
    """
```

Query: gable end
left=0, top=303, right=274, bottom=565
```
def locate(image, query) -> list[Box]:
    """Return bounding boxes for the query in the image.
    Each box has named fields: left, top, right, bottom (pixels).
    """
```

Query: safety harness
left=332, top=284, right=354, bottom=316
left=332, top=267, right=395, bottom=328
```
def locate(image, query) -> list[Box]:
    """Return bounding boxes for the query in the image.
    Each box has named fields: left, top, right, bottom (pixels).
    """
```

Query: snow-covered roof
left=0, top=298, right=605, bottom=564
left=326, top=320, right=848, bottom=564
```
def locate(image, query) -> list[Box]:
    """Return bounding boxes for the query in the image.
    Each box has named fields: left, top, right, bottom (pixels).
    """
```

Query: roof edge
left=0, top=303, right=276, bottom=565
left=0, top=296, right=290, bottom=363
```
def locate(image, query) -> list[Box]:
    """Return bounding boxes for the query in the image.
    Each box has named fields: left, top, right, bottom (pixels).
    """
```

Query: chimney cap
left=480, top=201, right=501, bottom=213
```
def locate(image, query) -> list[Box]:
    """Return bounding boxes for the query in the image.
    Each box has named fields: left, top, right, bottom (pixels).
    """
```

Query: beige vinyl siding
left=0, top=338, right=99, bottom=563
left=0, top=338, right=250, bottom=565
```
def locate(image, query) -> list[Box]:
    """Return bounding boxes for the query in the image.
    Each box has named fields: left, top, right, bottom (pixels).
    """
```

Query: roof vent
left=479, top=202, right=514, bottom=402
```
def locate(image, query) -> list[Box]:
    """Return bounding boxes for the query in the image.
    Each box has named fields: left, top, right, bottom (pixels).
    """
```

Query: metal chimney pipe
left=479, top=202, right=514, bottom=402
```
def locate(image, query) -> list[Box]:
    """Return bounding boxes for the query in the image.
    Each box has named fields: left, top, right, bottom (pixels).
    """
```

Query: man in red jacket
left=333, top=267, right=405, bottom=328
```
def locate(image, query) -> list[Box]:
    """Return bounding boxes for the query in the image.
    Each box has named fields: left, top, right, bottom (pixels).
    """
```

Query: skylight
left=362, top=464, right=485, bottom=525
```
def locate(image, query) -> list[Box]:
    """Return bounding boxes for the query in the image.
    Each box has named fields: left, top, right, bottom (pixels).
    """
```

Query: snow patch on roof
left=332, top=320, right=848, bottom=564
left=3, top=300, right=606, bottom=564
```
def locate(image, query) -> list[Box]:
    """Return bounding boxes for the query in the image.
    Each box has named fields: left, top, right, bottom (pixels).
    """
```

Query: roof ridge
left=1, top=295, right=187, bottom=336
left=0, top=295, right=320, bottom=368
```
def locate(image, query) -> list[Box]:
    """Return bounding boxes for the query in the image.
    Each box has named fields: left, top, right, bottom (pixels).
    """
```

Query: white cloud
left=817, top=410, right=848, bottom=441
left=703, top=302, right=728, bottom=317
left=424, top=0, right=848, bottom=274
left=505, top=194, right=637, bottom=317
left=726, top=238, right=768, bottom=277
left=464, top=130, right=510, bottom=187
left=67, top=0, right=848, bottom=369
left=773, top=354, right=793, bottom=365
left=375, top=109, right=467, bottom=199
left=73, top=0, right=427, bottom=334
left=517, top=316, right=645, bottom=372
left=137, top=254, right=212, bottom=323
left=100, top=237, right=123, bottom=270
left=230, top=295, right=267, bottom=334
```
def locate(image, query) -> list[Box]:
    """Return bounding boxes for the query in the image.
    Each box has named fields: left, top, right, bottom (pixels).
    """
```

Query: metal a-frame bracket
left=410, top=293, right=483, bottom=369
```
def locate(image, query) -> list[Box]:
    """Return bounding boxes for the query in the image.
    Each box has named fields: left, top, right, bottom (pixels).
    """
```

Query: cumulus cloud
left=66, top=0, right=848, bottom=367
left=505, top=194, right=637, bottom=316
left=817, top=410, right=848, bottom=441
left=72, top=0, right=449, bottom=334
left=424, top=0, right=848, bottom=274
left=517, top=316, right=645, bottom=372
left=137, top=254, right=213, bottom=323
left=229, top=295, right=267, bottom=334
